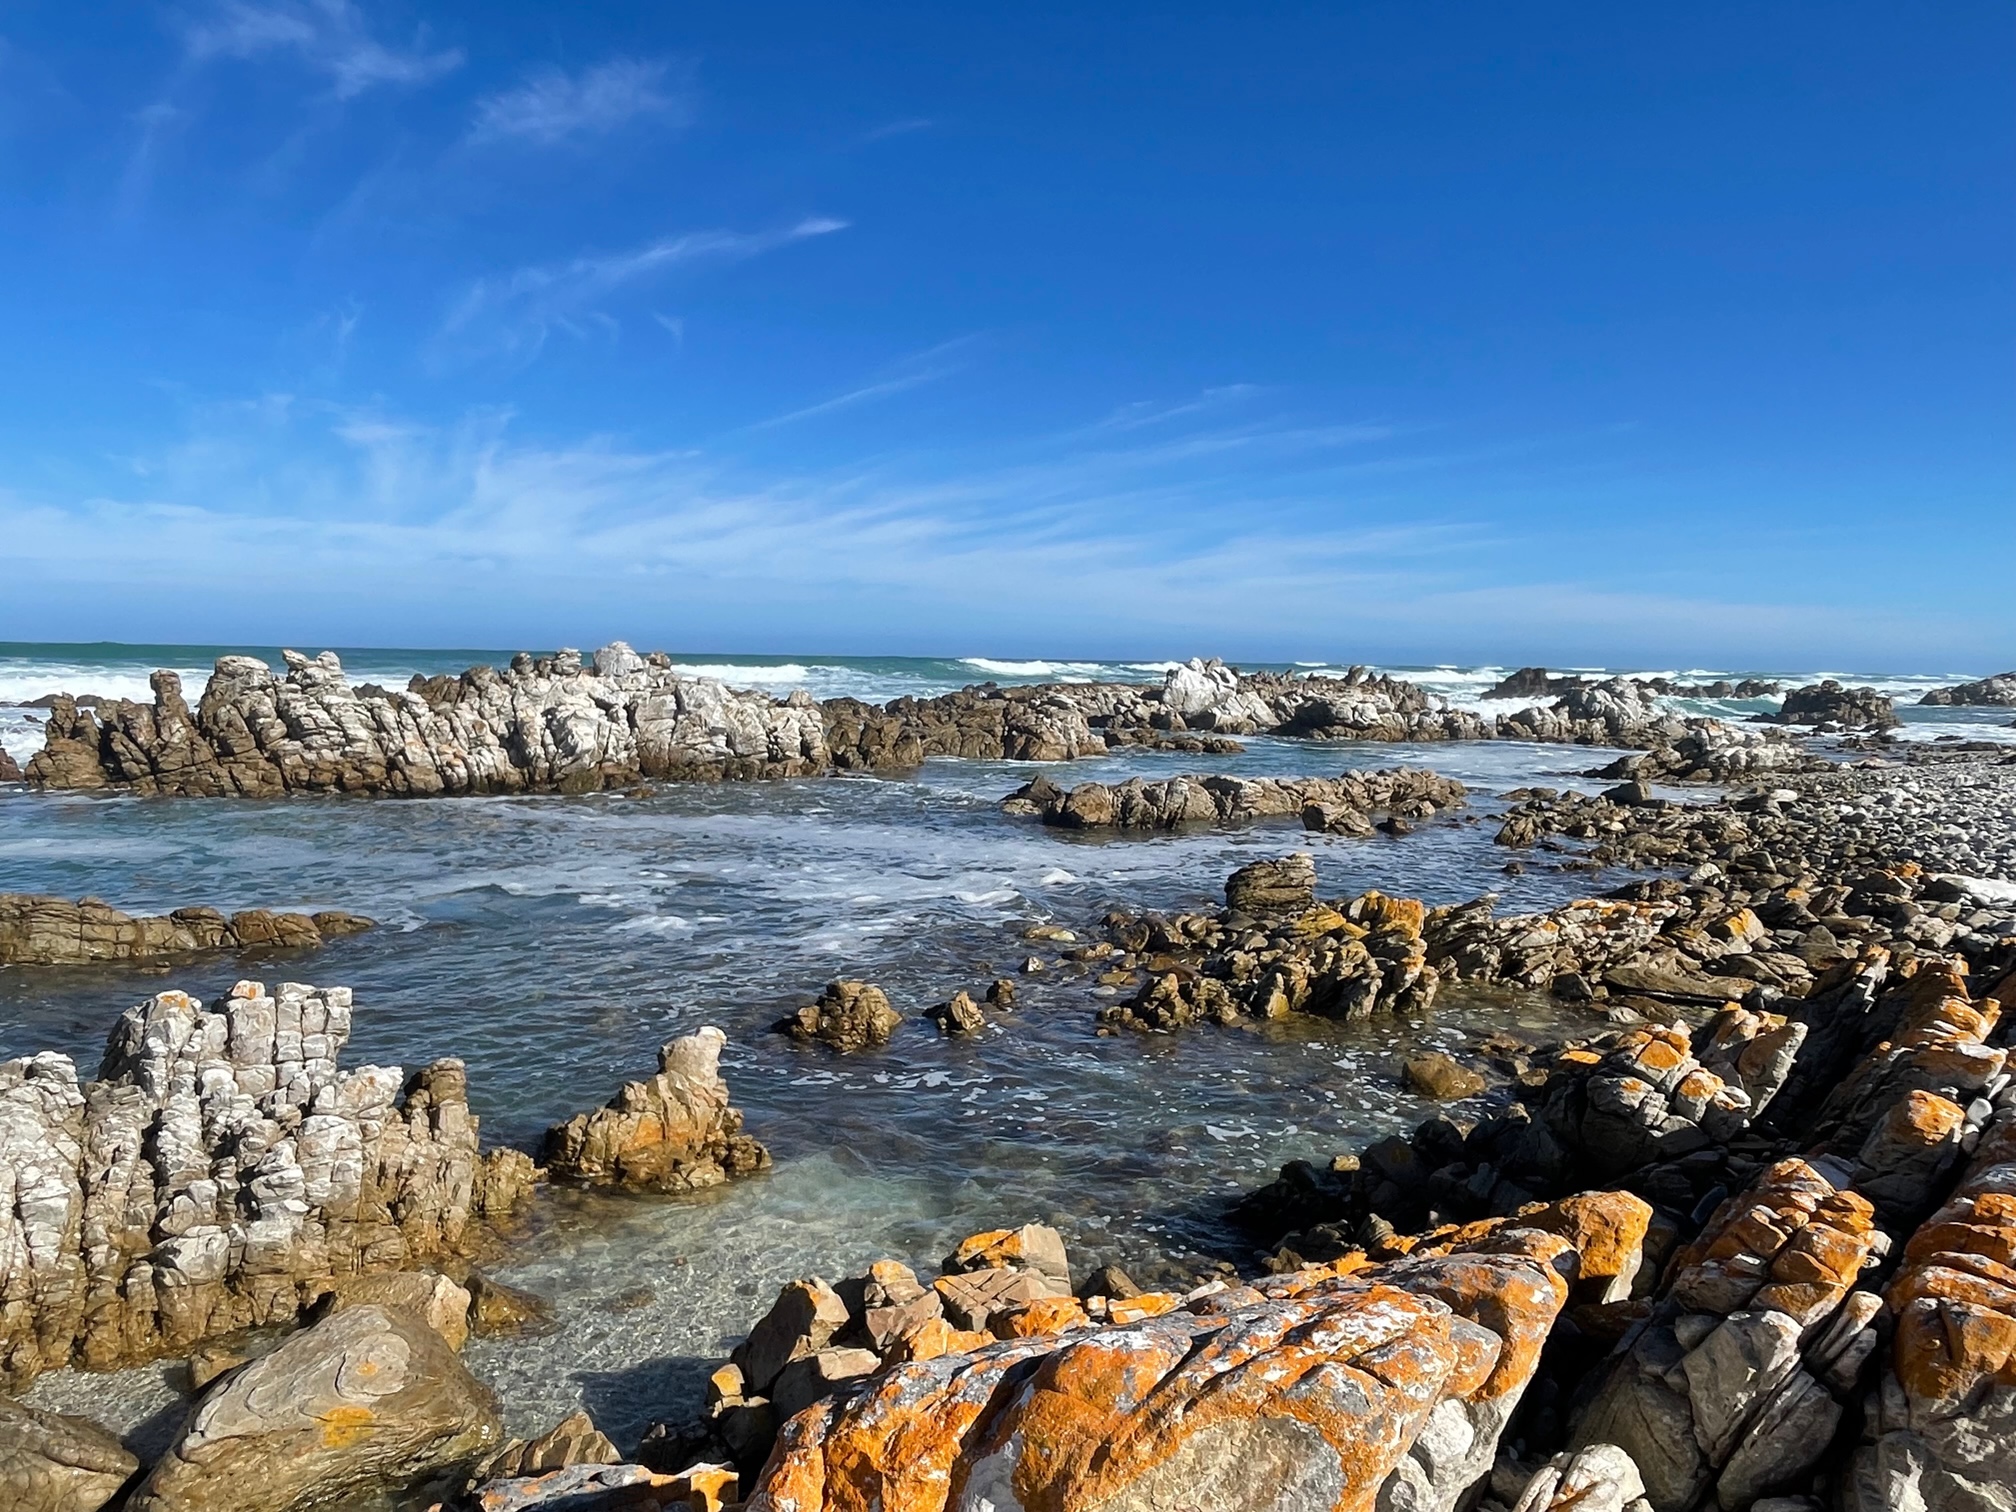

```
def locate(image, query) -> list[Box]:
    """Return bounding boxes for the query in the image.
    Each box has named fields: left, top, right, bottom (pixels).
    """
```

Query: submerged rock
left=0, top=894, right=372, bottom=967
left=542, top=1027, right=770, bottom=1192
left=773, top=981, right=902, bottom=1053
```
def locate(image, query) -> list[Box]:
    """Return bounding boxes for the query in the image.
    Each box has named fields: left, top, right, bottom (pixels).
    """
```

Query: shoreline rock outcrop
left=1919, top=669, right=2016, bottom=706
left=0, top=979, right=534, bottom=1391
left=0, top=894, right=372, bottom=968
left=1764, top=680, right=1900, bottom=730
left=1001, top=766, right=1467, bottom=833
left=542, top=1027, right=770, bottom=1193
left=21, top=649, right=1799, bottom=799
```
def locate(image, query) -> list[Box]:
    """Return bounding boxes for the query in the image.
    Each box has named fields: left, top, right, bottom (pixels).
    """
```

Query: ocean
left=1, top=641, right=2007, bottom=1455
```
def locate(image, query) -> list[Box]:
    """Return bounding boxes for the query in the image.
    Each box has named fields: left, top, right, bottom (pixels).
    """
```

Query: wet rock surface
left=771, top=981, right=902, bottom=1054
left=0, top=894, right=372, bottom=968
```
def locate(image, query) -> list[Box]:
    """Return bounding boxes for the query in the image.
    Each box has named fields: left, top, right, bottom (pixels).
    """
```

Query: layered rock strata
left=542, top=1027, right=771, bottom=1193
left=1000, top=766, right=1467, bottom=833
left=0, top=980, right=533, bottom=1389
left=0, top=894, right=372, bottom=968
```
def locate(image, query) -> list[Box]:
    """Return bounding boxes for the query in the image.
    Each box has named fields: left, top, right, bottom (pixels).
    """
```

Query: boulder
left=128, top=1303, right=503, bottom=1512
left=1224, top=854, right=1317, bottom=914
left=311, top=1270, right=472, bottom=1350
left=1405, top=1052, right=1488, bottom=1102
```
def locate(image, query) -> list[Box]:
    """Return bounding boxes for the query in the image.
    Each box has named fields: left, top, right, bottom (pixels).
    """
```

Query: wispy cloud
left=737, top=338, right=981, bottom=432
left=433, top=218, right=848, bottom=368
left=470, top=57, right=693, bottom=146
left=180, top=0, right=463, bottom=99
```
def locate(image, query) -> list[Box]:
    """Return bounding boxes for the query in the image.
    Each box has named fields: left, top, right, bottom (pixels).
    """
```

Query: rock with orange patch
left=1850, top=1088, right=1968, bottom=1225
left=992, top=1296, right=1091, bottom=1339
left=542, top=1027, right=770, bottom=1193
left=1844, top=1128, right=2016, bottom=1511
left=943, top=1224, right=1071, bottom=1290
left=128, top=1302, right=501, bottom=1511
left=742, top=1246, right=1570, bottom=1512
left=1576, top=1160, right=1880, bottom=1512
left=1104, top=1292, right=1182, bottom=1325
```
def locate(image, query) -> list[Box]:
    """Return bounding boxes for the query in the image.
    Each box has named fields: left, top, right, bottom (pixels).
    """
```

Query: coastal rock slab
left=128, top=1303, right=503, bottom=1512
left=0, top=895, right=371, bottom=967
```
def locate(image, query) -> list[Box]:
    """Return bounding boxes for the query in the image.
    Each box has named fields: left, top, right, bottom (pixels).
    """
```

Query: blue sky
left=0, top=2, right=2008, bottom=667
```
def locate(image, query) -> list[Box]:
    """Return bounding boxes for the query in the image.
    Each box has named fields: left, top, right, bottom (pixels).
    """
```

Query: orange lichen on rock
left=742, top=1248, right=1571, bottom=1512
left=993, top=1296, right=1091, bottom=1339
left=1668, top=1160, right=1877, bottom=1319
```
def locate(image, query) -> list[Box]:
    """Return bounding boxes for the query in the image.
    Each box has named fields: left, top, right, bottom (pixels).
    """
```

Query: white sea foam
left=960, top=657, right=1109, bottom=678
left=661, top=662, right=815, bottom=685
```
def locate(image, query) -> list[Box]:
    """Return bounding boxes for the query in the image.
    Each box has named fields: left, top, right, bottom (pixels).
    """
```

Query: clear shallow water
left=0, top=638, right=1996, bottom=1466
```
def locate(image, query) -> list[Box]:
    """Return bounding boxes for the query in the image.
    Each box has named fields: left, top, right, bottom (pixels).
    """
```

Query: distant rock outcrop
left=22, top=648, right=1777, bottom=798
left=1920, top=669, right=2016, bottom=706
left=0, top=894, right=372, bottom=967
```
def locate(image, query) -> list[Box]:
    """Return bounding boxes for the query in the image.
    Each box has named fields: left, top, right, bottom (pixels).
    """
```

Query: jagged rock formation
left=22, top=649, right=1776, bottom=798
left=0, top=980, right=534, bottom=1390
left=25, top=645, right=828, bottom=796
left=1920, top=670, right=2016, bottom=706
left=1101, top=882, right=1438, bottom=1030
left=541, top=1027, right=770, bottom=1192
left=128, top=1303, right=502, bottom=1512
left=1766, top=680, right=1900, bottom=730
left=1000, top=766, right=1466, bottom=833
left=0, top=894, right=372, bottom=967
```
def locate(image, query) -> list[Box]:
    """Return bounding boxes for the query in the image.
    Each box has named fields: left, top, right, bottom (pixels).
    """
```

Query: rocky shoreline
left=3, top=665, right=2015, bottom=1510
left=15, top=646, right=1839, bottom=799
